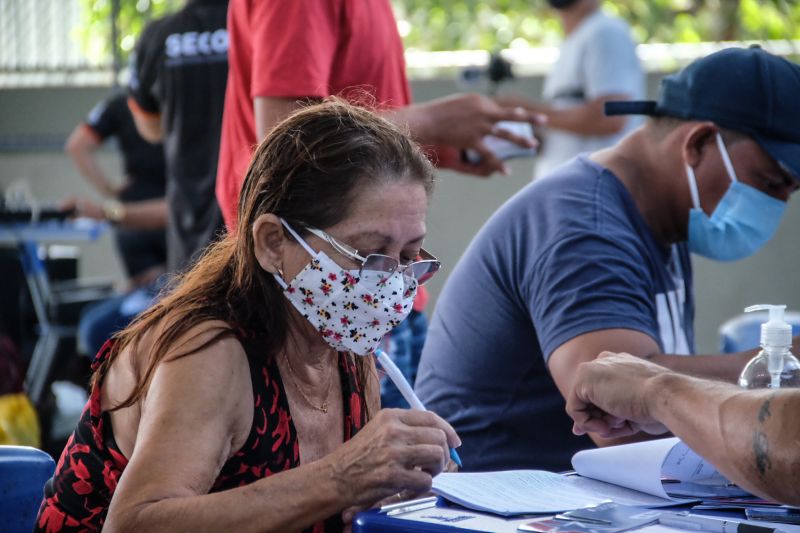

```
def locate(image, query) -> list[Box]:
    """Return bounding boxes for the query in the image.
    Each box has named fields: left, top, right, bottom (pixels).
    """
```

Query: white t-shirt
left=534, top=10, right=644, bottom=179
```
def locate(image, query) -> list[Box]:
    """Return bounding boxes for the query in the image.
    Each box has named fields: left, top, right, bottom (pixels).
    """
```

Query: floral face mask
left=273, top=219, right=417, bottom=356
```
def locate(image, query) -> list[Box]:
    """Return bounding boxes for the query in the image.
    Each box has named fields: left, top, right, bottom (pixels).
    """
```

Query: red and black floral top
left=35, top=335, right=368, bottom=533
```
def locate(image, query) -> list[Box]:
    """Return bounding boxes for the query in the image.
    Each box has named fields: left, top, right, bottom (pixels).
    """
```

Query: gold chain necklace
left=281, top=353, right=335, bottom=414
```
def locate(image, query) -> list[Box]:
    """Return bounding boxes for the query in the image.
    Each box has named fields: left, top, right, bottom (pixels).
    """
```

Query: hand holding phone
left=463, top=120, right=537, bottom=165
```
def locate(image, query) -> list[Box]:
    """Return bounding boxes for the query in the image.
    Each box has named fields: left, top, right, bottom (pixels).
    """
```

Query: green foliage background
left=76, top=0, right=176, bottom=64
left=79, top=0, right=800, bottom=64
left=395, top=0, right=800, bottom=51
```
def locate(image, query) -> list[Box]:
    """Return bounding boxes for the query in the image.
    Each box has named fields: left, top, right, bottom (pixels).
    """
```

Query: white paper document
left=432, top=438, right=736, bottom=516
left=661, top=440, right=729, bottom=485
left=572, top=437, right=732, bottom=500
left=432, top=470, right=676, bottom=515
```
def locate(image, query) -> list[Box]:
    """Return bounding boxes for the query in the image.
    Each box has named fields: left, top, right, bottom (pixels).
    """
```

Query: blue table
left=354, top=499, right=487, bottom=532
left=353, top=498, right=541, bottom=532
left=354, top=498, right=800, bottom=533
left=0, top=219, right=107, bottom=404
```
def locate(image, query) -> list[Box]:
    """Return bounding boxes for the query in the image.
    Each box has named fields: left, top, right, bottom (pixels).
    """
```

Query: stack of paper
left=432, top=438, right=747, bottom=516
left=432, top=470, right=682, bottom=515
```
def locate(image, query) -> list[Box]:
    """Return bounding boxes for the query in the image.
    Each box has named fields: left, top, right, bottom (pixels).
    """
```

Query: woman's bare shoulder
left=120, top=317, right=243, bottom=360
left=107, top=319, right=250, bottom=409
left=104, top=319, right=252, bottom=458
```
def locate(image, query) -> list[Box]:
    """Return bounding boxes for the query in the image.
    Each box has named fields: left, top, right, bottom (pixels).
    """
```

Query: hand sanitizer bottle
left=738, top=304, right=800, bottom=389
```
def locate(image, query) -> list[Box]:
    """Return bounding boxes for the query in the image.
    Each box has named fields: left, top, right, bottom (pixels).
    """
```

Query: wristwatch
left=102, top=199, right=126, bottom=224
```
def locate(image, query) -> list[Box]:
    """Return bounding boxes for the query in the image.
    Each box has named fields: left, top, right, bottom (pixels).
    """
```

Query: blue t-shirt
left=415, top=156, right=695, bottom=472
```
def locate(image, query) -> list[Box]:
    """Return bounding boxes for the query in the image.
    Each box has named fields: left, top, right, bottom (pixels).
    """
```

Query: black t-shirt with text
left=129, top=0, right=228, bottom=271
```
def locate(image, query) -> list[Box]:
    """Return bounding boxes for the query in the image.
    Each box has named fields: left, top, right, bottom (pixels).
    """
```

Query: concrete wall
left=2, top=74, right=798, bottom=353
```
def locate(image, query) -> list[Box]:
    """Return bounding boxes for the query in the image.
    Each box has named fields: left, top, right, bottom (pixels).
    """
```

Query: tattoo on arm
left=753, top=395, right=776, bottom=476
left=757, top=398, right=772, bottom=423
left=752, top=431, right=772, bottom=475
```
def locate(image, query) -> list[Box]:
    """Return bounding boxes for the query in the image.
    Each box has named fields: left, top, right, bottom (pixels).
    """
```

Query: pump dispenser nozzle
left=745, top=304, right=792, bottom=348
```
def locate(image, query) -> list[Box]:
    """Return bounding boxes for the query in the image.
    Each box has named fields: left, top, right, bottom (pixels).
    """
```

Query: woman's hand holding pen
left=340, top=455, right=460, bottom=525
left=324, top=408, right=460, bottom=521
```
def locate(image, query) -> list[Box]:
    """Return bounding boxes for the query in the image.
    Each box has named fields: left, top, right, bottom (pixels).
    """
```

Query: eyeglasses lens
left=359, top=255, right=440, bottom=289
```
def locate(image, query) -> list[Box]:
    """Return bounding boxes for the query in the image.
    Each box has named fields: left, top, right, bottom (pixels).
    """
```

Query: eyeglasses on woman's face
left=303, top=226, right=441, bottom=290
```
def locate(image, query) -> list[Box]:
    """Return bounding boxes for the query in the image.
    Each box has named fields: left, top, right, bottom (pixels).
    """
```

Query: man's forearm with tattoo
left=653, top=378, right=800, bottom=505
left=569, top=354, right=800, bottom=505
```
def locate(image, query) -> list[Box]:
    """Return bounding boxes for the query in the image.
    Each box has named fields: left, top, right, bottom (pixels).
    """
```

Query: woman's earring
left=275, top=265, right=285, bottom=278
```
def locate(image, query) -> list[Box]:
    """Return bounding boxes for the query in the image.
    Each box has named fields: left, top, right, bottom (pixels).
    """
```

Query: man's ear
left=682, top=121, right=718, bottom=169
left=252, top=213, right=286, bottom=274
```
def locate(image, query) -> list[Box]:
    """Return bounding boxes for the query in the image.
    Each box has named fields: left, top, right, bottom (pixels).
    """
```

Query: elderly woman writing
left=36, top=100, right=460, bottom=532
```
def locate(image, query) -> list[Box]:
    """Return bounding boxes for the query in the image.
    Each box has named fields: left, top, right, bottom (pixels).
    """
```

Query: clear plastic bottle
left=738, top=304, right=800, bottom=389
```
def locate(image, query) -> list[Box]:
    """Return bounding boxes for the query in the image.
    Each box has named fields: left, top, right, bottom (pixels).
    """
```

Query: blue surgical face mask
left=685, top=133, right=787, bottom=262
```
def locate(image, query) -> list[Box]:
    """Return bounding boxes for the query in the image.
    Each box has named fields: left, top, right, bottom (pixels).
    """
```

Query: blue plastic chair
left=719, top=311, right=800, bottom=353
left=0, top=446, right=55, bottom=532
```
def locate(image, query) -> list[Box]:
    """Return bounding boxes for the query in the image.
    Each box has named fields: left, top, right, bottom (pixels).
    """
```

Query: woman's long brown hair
left=93, top=99, right=436, bottom=415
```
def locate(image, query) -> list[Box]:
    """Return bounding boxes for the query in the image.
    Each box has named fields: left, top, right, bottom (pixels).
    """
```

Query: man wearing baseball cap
left=605, top=45, right=800, bottom=261
left=415, top=46, right=800, bottom=472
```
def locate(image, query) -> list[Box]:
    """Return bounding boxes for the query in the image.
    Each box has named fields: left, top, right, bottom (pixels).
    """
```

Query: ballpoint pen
left=554, top=513, right=612, bottom=525
left=658, top=512, right=788, bottom=533
left=380, top=496, right=439, bottom=516
left=374, top=347, right=463, bottom=468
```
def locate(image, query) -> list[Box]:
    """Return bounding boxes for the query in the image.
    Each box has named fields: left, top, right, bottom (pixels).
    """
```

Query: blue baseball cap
left=606, top=46, right=800, bottom=181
